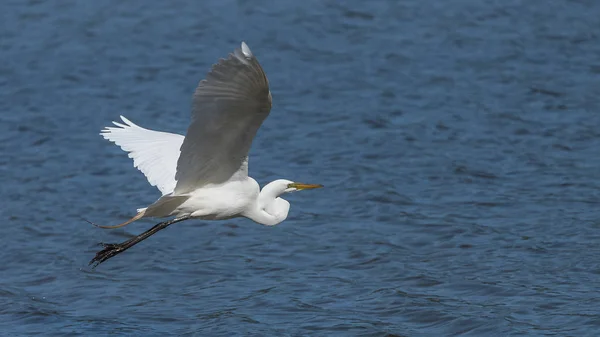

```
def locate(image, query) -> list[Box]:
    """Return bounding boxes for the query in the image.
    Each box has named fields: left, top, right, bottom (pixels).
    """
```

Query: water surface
left=1, top=0, right=600, bottom=335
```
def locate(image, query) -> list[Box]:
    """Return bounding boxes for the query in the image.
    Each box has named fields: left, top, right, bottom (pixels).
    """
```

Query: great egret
left=89, top=42, right=322, bottom=268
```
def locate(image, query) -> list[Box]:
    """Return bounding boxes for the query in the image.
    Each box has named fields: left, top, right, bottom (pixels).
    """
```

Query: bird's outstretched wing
left=101, top=116, right=184, bottom=195
left=174, top=42, right=272, bottom=193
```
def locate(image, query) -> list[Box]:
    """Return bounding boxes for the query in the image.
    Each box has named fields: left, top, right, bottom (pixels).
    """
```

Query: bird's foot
left=89, top=242, right=125, bottom=268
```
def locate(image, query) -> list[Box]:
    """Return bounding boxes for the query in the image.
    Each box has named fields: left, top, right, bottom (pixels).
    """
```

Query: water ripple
left=2, top=0, right=600, bottom=335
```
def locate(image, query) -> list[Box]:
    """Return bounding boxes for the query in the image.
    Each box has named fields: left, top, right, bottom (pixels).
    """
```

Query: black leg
left=89, top=216, right=190, bottom=268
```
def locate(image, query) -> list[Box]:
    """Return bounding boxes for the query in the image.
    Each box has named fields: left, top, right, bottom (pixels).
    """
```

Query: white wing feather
left=174, top=42, right=272, bottom=193
left=100, top=116, right=184, bottom=195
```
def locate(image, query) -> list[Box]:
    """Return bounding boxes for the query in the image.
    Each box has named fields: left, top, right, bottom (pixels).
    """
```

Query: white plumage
left=90, top=42, right=322, bottom=267
left=101, top=116, right=183, bottom=195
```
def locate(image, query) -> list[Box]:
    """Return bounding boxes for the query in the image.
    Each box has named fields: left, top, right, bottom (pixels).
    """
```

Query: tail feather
left=86, top=209, right=146, bottom=229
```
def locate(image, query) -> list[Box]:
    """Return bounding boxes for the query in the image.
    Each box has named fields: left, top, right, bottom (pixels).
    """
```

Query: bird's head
left=282, top=180, right=324, bottom=194
left=243, top=179, right=323, bottom=226
left=260, top=179, right=323, bottom=196
left=254, top=179, right=323, bottom=225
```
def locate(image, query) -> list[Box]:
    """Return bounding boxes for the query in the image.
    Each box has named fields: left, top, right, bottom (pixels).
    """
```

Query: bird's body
left=101, top=116, right=294, bottom=226
left=164, top=178, right=261, bottom=220
left=144, top=177, right=259, bottom=220
left=89, top=42, right=321, bottom=267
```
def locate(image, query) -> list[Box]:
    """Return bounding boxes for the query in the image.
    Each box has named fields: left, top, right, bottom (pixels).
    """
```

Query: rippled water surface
left=2, top=0, right=600, bottom=335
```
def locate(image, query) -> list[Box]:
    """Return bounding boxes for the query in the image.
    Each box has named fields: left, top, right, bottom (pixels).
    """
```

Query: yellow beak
left=288, top=182, right=324, bottom=190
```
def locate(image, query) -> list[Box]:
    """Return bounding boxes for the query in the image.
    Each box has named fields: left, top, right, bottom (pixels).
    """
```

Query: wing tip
left=240, top=41, right=252, bottom=58
left=99, top=116, right=137, bottom=134
left=119, top=115, right=141, bottom=128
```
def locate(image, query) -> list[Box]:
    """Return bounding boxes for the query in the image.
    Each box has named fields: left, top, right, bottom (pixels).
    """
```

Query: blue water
left=2, top=0, right=600, bottom=335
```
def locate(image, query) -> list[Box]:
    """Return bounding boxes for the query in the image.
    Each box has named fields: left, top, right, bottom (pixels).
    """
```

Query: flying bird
left=89, top=42, right=322, bottom=267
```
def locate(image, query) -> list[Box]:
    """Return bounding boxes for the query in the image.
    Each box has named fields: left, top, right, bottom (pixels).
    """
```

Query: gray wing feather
left=174, top=42, right=272, bottom=193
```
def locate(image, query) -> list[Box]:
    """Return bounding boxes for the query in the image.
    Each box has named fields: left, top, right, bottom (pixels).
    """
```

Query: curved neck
left=244, top=182, right=290, bottom=226
left=245, top=206, right=283, bottom=226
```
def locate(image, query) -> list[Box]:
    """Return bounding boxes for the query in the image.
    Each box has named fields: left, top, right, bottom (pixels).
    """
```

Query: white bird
left=89, top=42, right=322, bottom=267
